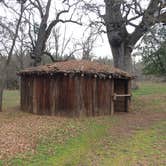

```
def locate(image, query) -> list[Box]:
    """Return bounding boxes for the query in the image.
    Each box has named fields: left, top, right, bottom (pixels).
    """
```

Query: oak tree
left=83, top=0, right=166, bottom=73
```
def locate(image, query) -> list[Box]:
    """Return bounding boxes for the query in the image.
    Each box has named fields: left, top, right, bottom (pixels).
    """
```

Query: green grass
left=2, top=90, right=20, bottom=110
left=4, top=122, right=108, bottom=166
left=100, top=121, right=166, bottom=166
left=1, top=82, right=166, bottom=166
left=132, top=82, right=166, bottom=113
left=133, top=82, right=166, bottom=96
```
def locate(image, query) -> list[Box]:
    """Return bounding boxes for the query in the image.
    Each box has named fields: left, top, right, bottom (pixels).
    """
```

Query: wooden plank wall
left=21, top=75, right=129, bottom=116
left=114, top=79, right=128, bottom=112
left=127, top=79, right=131, bottom=112
left=21, top=76, right=33, bottom=113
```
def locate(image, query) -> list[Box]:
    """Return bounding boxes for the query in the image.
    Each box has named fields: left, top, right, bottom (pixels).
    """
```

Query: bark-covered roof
left=18, top=60, right=132, bottom=79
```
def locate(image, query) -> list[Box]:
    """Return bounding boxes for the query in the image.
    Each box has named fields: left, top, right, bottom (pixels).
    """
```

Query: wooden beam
left=33, top=78, right=37, bottom=114
left=110, top=79, right=114, bottom=115
left=113, top=93, right=131, bottom=102
left=114, top=94, right=131, bottom=97
left=127, top=80, right=132, bottom=112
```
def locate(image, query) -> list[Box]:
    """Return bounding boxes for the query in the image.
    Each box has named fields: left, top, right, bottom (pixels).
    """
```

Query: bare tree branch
left=129, top=0, right=165, bottom=46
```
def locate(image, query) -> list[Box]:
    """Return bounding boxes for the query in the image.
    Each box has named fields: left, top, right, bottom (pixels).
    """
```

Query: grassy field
left=0, top=82, right=166, bottom=166
left=2, top=90, right=20, bottom=110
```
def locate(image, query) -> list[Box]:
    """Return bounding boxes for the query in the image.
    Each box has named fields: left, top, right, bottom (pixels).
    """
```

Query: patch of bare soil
left=110, top=94, right=166, bottom=138
left=88, top=95, right=166, bottom=166
left=111, top=111, right=166, bottom=138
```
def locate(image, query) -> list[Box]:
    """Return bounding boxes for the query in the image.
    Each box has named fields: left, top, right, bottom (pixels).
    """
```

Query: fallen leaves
left=0, top=109, right=89, bottom=160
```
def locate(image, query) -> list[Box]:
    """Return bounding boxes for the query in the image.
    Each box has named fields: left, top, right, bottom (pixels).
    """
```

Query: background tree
left=0, top=0, right=26, bottom=112
left=45, top=26, right=81, bottom=62
left=27, top=0, right=82, bottom=66
left=83, top=0, right=166, bottom=73
left=95, top=56, right=113, bottom=65
left=79, top=29, right=98, bottom=60
left=143, top=41, right=166, bottom=76
left=140, top=25, right=166, bottom=76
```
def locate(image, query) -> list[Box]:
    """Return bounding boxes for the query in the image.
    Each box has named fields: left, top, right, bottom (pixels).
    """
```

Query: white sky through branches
left=0, top=0, right=150, bottom=60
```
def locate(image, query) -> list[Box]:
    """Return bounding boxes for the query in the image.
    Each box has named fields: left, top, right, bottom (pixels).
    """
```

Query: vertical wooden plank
left=53, top=77, right=59, bottom=115
left=106, top=80, right=109, bottom=115
left=82, top=78, right=86, bottom=116
left=20, top=77, right=23, bottom=110
left=89, top=78, right=93, bottom=117
left=75, top=76, right=80, bottom=117
left=108, top=79, right=112, bottom=115
left=102, top=79, right=108, bottom=115
left=95, top=78, right=98, bottom=115
left=33, top=78, right=37, bottom=114
left=79, top=77, right=85, bottom=117
left=24, top=78, right=27, bottom=112
left=93, top=78, right=97, bottom=116
left=36, top=77, right=41, bottom=114
left=30, top=78, right=33, bottom=113
left=97, top=79, right=102, bottom=116
left=45, top=78, right=51, bottom=115
left=56, top=76, right=61, bottom=116
left=50, top=78, right=55, bottom=116
left=67, top=77, right=74, bottom=116
left=127, top=79, right=132, bottom=112
left=43, top=78, right=46, bottom=115
left=102, top=80, right=106, bottom=115
left=110, top=79, right=114, bottom=115
left=39, top=77, right=44, bottom=115
left=27, top=78, right=31, bottom=113
left=105, top=79, right=111, bottom=115
left=53, top=78, right=58, bottom=116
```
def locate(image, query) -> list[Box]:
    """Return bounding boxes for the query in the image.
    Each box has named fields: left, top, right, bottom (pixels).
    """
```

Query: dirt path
left=110, top=110, right=166, bottom=138
left=86, top=95, right=166, bottom=166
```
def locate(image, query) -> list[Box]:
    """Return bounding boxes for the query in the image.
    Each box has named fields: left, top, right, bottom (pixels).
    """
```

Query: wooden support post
left=75, top=76, right=81, bottom=117
left=33, top=78, right=37, bottom=114
left=127, top=79, right=132, bottom=112
left=20, top=77, right=23, bottom=111
left=110, top=79, right=114, bottom=115
left=51, top=79, right=55, bottom=116
left=93, top=78, right=97, bottom=116
left=79, top=77, right=85, bottom=117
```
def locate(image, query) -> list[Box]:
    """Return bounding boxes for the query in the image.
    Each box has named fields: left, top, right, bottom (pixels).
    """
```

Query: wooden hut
left=18, top=60, right=133, bottom=117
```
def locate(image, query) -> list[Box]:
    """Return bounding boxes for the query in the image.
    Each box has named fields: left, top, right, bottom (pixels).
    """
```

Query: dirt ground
left=0, top=94, right=165, bottom=160
left=0, top=109, right=71, bottom=159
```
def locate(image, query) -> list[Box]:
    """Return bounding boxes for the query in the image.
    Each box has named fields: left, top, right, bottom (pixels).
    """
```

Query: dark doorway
left=114, top=79, right=128, bottom=112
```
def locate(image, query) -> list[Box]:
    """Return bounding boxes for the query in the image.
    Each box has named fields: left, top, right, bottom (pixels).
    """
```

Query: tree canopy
left=139, top=24, right=166, bottom=76
left=143, top=41, right=166, bottom=76
left=83, top=0, right=166, bottom=72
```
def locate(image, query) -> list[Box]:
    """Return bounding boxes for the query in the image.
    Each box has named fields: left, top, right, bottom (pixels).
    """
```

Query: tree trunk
left=33, top=21, right=48, bottom=66
left=31, top=0, right=52, bottom=66
left=111, top=43, right=138, bottom=89
left=104, top=0, right=134, bottom=74
left=0, top=3, right=24, bottom=111
left=110, top=42, right=132, bottom=74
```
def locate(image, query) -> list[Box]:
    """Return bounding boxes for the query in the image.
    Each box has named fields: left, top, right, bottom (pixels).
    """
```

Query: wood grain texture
left=20, top=75, right=131, bottom=116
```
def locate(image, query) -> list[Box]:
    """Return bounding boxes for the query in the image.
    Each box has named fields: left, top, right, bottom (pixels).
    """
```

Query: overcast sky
left=0, top=0, right=150, bottom=60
